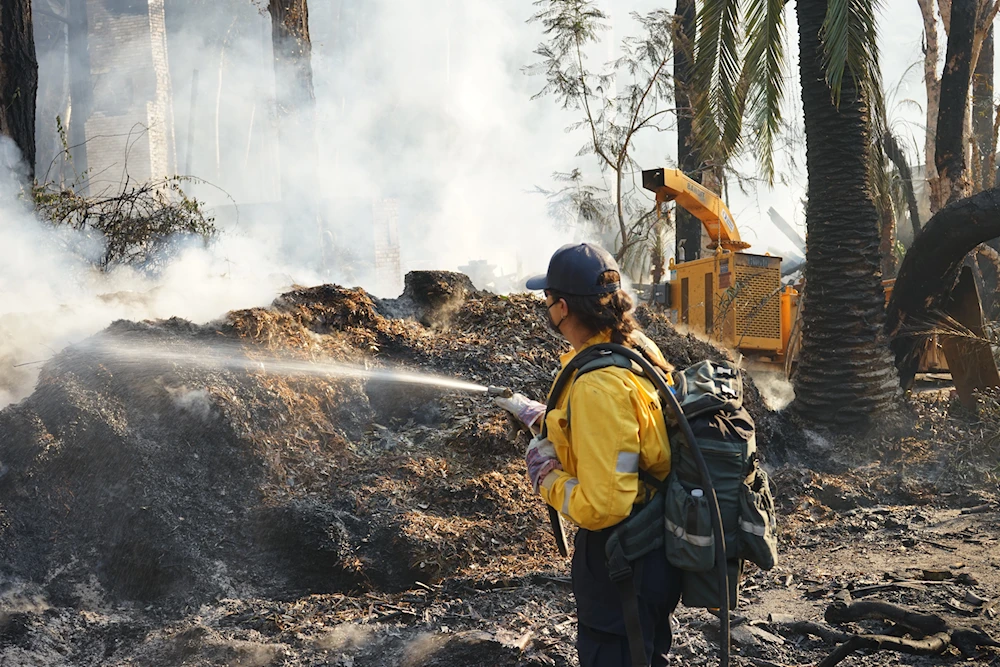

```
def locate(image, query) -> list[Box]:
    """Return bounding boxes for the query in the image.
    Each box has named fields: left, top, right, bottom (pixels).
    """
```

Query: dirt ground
left=1, top=272, right=999, bottom=666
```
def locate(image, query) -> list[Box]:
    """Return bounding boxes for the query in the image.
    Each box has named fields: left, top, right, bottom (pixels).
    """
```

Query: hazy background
left=0, top=0, right=952, bottom=406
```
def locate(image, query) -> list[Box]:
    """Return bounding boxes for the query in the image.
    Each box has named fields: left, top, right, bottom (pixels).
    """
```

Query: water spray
left=80, top=339, right=512, bottom=399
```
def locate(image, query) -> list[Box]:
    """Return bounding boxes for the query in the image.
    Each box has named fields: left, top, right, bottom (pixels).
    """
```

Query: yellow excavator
left=642, top=168, right=800, bottom=370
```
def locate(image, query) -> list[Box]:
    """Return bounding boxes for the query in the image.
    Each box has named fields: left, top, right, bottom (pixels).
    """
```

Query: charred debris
left=1, top=271, right=999, bottom=666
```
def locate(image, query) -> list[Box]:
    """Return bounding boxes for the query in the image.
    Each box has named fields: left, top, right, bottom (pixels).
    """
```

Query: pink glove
left=494, top=392, right=546, bottom=433
left=525, top=435, right=562, bottom=493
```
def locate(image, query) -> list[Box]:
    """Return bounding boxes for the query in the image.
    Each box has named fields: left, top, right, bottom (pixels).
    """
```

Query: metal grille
left=733, top=263, right=781, bottom=341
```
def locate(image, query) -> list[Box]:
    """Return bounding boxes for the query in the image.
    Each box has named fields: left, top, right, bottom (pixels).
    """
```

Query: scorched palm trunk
left=792, top=0, right=900, bottom=427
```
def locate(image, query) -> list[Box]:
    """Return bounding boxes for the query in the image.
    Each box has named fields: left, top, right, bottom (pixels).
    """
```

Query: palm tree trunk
left=0, top=0, right=38, bottom=178
left=674, top=0, right=702, bottom=262
left=792, top=0, right=900, bottom=427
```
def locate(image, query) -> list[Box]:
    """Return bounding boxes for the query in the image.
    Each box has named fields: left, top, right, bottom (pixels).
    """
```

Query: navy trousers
left=573, top=526, right=682, bottom=667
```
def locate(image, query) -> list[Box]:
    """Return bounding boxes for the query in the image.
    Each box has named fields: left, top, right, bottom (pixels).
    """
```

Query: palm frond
left=820, top=0, right=883, bottom=109
left=743, top=0, right=788, bottom=182
left=693, top=0, right=746, bottom=162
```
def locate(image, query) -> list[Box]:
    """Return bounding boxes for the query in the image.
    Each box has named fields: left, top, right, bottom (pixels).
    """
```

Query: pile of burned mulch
left=0, top=270, right=781, bottom=666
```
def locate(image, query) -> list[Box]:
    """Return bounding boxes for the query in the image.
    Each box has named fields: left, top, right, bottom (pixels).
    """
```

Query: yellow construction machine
left=641, top=168, right=799, bottom=369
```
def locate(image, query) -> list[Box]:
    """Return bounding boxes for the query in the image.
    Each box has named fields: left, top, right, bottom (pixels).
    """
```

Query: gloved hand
left=493, top=392, right=546, bottom=434
left=525, top=435, right=562, bottom=493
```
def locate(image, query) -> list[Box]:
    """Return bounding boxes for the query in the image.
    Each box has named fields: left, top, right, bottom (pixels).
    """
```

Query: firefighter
left=496, top=243, right=681, bottom=667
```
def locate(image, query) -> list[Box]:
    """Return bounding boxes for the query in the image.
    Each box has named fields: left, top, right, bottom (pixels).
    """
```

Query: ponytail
left=549, top=271, right=673, bottom=374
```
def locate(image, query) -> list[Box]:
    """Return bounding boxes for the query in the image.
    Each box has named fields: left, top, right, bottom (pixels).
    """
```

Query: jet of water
left=80, top=339, right=493, bottom=394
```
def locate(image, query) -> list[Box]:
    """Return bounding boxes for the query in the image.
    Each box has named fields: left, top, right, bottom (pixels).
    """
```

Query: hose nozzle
left=486, top=386, right=513, bottom=398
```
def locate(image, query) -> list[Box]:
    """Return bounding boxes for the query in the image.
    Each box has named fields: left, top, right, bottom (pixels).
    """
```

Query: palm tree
left=694, top=0, right=900, bottom=427
left=792, top=0, right=900, bottom=426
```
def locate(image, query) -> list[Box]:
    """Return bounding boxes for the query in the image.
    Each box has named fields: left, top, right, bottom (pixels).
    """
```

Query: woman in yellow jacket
left=497, top=243, right=681, bottom=667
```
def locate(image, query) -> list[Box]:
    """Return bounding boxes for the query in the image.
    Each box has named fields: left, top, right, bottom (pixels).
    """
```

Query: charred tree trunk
left=268, top=0, right=316, bottom=202
left=935, top=0, right=976, bottom=207
left=0, top=0, right=38, bottom=178
left=972, top=25, right=993, bottom=188
left=883, top=132, right=922, bottom=241
left=792, top=0, right=900, bottom=427
left=887, top=187, right=1000, bottom=385
left=674, top=0, right=702, bottom=263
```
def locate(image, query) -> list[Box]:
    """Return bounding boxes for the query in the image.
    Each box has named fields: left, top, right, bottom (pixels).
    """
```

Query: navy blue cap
left=525, top=243, right=621, bottom=295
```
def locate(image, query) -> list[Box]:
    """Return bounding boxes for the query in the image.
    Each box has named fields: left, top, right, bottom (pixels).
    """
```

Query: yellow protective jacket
left=539, top=330, right=671, bottom=531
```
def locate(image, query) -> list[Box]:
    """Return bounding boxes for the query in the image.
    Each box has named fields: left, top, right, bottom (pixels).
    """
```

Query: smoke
left=10, top=0, right=857, bottom=410
left=167, top=386, right=214, bottom=421
left=747, top=369, right=796, bottom=411
left=314, top=623, right=377, bottom=652
left=0, top=134, right=310, bottom=407
left=9, top=0, right=616, bottom=409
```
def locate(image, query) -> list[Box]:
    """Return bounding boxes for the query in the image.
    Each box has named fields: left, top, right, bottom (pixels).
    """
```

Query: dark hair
left=548, top=270, right=637, bottom=345
left=550, top=270, right=673, bottom=373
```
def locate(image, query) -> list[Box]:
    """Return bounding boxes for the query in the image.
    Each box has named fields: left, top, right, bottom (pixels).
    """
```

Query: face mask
left=547, top=300, right=566, bottom=333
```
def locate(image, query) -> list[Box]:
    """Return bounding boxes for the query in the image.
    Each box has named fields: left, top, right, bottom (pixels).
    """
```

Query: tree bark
left=0, top=0, right=38, bottom=178
left=674, top=0, right=702, bottom=263
left=268, top=0, right=316, bottom=201
left=886, top=187, right=1000, bottom=387
left=972, top=26, right=993, bottom=188
left=919, top=0, right=941, bottom=204
left=935, top=0, right=977, bottom=206
left=883, top=132, right=923, bottom=241
left=792, top=0, right=900, bottom=427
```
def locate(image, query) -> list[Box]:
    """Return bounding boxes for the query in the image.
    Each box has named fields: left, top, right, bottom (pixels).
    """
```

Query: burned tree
left=887, top=186, right=1000, bottom=386
left=0, top=0, right=38, bottom=177
left=934, top=0, right=977, bottom=208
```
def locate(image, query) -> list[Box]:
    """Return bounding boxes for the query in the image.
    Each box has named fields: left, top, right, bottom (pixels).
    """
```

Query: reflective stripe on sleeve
left=562, top=478, right=579, bottom=517
left=615, top=451, right=640, bottom=474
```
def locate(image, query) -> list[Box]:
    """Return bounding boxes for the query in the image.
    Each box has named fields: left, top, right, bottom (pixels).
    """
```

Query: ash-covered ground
left=1, top=271, right=999, bottom=666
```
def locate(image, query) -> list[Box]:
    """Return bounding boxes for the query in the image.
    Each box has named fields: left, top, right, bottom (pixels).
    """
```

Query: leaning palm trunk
left=791, top=0, right=900, bottom=427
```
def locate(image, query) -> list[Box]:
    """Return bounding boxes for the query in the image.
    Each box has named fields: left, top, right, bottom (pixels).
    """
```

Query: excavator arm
left=642, top=168, right=751, bottom=251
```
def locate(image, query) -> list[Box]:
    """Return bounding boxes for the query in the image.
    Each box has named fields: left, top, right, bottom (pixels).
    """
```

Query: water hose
left=542, top=344, right=730, bottom=667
